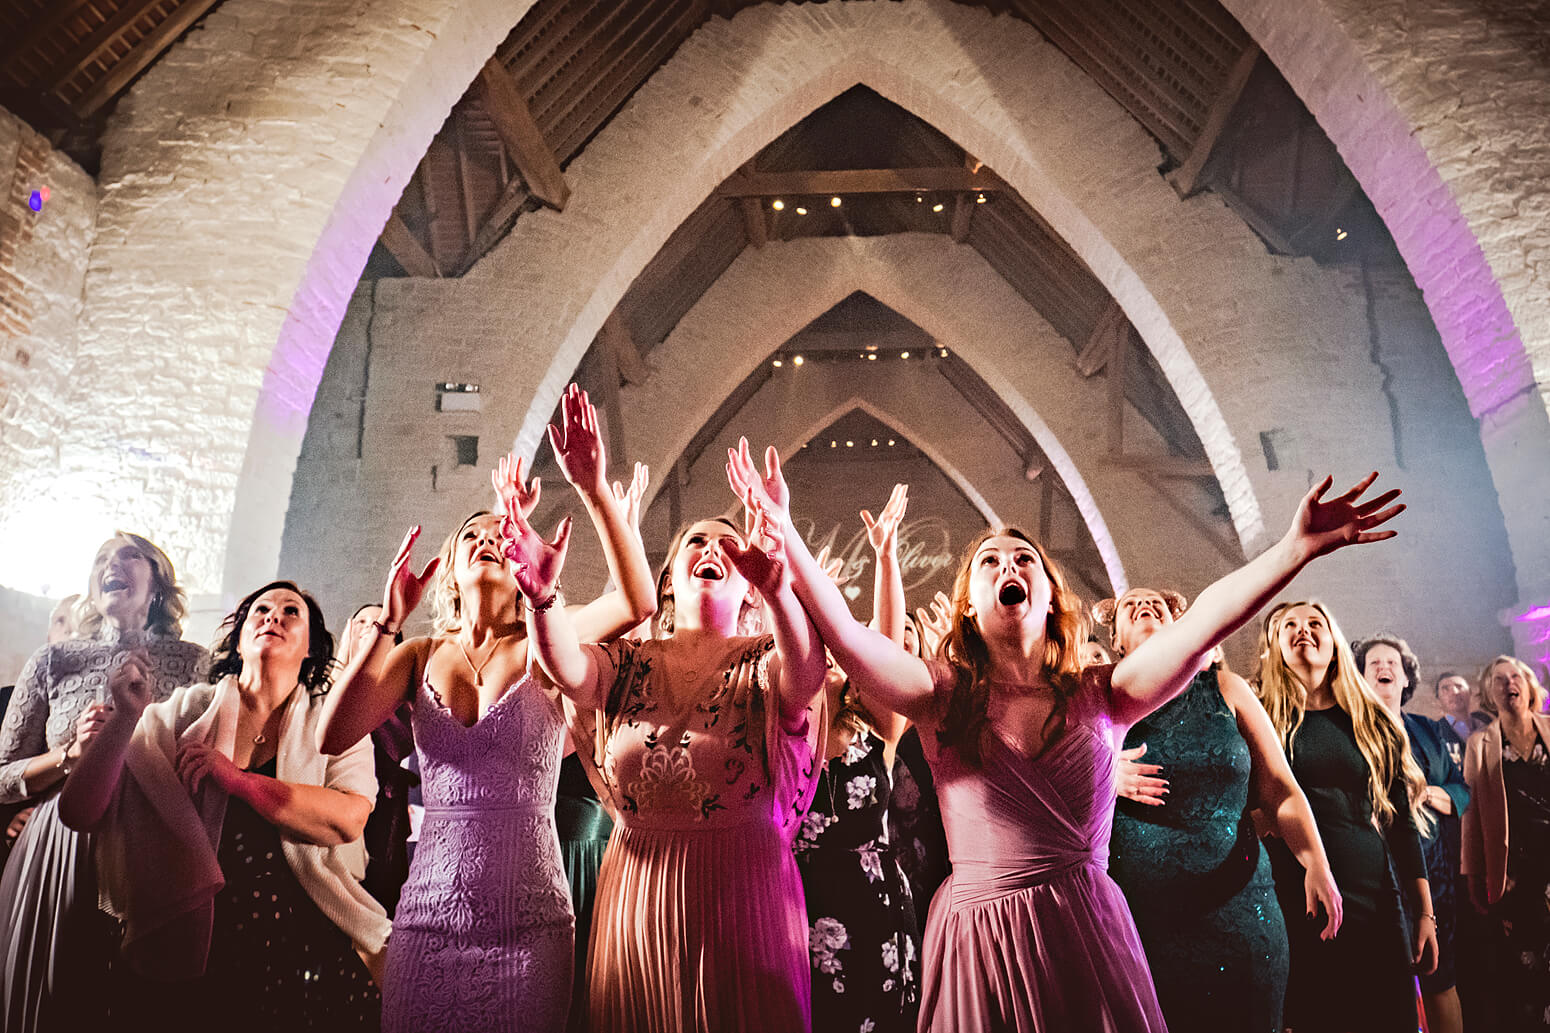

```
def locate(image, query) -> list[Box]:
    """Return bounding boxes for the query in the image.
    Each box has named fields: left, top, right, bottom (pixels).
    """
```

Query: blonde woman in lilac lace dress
left=320, top=386, right=655, bottom=1033
left=734, top=441, right=1404, bottom=1032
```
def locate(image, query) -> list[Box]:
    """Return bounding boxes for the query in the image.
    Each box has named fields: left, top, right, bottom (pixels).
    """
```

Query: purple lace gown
left=918, top=665, right=1167, bottom=1032
left=382, top=673, right=574, bottom=1033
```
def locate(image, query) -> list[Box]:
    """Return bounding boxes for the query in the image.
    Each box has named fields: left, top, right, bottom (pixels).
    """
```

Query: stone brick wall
left=0, top=587, right=55, bottom=687
left=1220, top=0, right=1550, bottom=659
left=0, top=107, right=97, bottom=608
left=0, top=0, right=534, bottom=618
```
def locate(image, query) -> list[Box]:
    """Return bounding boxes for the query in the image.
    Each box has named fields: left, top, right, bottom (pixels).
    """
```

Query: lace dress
left=573, top=635, right=825, bottom=1033
left=0, top=628, right=205, bottom=1032
left=1109, top=669, right=1289, bottom=1033
left=796, top=730, right=920, bottom=1033
left=382, top=673, right=574, bottom=1033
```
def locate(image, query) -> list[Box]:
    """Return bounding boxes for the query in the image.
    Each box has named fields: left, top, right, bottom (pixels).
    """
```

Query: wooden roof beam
left=599, top=310, right=649, bottom=387
left=0, top=0, right=98, bottom=75
left=476, top=59, right=569, bottom=211
left=717, top=166, right=1005, bottom=198
left=380, top=212, right=441, bottom=279
left=1169, top=43, right=1260, bottom=198
left=73, top=0, right=225, bottom=117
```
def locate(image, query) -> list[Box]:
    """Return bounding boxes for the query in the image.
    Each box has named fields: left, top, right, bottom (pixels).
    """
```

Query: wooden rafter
left=380, top=212, right=441, bottom=279
left=0, top=0, right=98, bottom=75
left=599, top=310, right=649, bottom=386
left=476, top=58, right=569, bottom=210
left=1107, top=318, right=1129, bottom=454
left=1169, top=42, right=1260, bottom=198
left=1077, top=300, right=1125, bottom=376
left=46, top=0, right=164, bottom=95
left=717, top=166, right=1004, bottom=198
left=73, top=0, right=225, bottom=117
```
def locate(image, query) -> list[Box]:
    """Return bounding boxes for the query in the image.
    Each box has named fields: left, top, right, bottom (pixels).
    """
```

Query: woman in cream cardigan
left=1461, top=655, right=1550, bottom=1033
left=61, top=581, right=389, bottom=1033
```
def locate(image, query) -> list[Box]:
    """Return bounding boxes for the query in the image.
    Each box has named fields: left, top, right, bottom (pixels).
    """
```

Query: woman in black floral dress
left=796, top=486, right=920, bottom=1032
left=797, top=679, right=920, bottom=1033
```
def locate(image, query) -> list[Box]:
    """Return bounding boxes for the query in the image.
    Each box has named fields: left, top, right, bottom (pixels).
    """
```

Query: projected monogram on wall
left=800, top=517, right=957, bottom=600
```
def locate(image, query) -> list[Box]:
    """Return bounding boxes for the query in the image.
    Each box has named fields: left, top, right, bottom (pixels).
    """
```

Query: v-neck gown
left=381, top=674, right=574, bottom=1033
left=918, top=665, right=1167, bottom=1032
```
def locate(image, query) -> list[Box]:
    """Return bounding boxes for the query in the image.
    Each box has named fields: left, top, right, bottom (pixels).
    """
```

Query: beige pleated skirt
left=585, top=818, right=811, bottom=1033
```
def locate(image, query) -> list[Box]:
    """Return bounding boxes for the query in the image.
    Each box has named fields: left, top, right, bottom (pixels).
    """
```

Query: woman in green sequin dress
left=1105, top=587, right=1342, bottom=1033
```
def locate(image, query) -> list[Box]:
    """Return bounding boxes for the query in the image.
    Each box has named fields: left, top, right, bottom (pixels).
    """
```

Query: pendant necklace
left=458, top=636, right=498, bottom=687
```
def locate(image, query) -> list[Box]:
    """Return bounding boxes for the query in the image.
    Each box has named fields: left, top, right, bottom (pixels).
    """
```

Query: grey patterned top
left=0, top=627, right=207, bottom=802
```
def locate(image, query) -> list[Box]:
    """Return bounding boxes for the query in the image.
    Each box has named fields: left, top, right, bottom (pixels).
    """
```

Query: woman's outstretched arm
left=1110, top=474, right=1403, bottom=726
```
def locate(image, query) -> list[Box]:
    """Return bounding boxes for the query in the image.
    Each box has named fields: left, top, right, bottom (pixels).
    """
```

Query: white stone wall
left=0, top=0, right=534, bottom=615
left=1220, top=0, right=1550, bottom=659
left=0, top=587, right=55, bottom=687
left=0, top=106, right=98, bottom=606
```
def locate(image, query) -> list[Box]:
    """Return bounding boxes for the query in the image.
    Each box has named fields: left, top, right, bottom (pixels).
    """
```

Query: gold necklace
left=457, top=636, right=499, bottom=687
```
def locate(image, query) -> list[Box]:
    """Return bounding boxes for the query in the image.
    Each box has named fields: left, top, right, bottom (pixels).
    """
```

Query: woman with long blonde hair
left=733, top=440, right=1402, bottom=1032
left=318, top=385, right=657, bottom=1033
left=1257, top=600, right=1436, bottom=1032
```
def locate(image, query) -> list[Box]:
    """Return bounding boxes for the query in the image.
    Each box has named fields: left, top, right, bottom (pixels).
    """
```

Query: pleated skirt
left=586, top=820, right=811, bottom=1033
left=918, top=863, right=1168, bottom=1033
left=0, top=795, right=116, bottom=1033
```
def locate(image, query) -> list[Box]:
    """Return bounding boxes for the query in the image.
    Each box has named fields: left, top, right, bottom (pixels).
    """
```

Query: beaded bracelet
left=526, top=585, right=561, bottom=613
left=372, top=618, right=402, bottom=637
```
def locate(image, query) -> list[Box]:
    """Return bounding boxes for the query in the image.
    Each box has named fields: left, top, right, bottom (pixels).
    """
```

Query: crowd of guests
left=0, top=383, right=1543, bottom=1033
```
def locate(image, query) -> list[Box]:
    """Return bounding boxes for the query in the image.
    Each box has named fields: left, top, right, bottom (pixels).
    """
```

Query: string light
left=976, top=193, right=987, bottom=204
left=932, top=202, right=945, bottom=213
left=771, top=199, right=785, bottom=211
left=939, top=348, right=948, bottom=357
left=831, top=440, right=837, bottom=448
left=795, top=206, right=808, bottom=215
left=867, top=353, right=877, bottom=360
left=792, top=355, right=804, bottom=366
left=888, top=439, right=896, bottom=446
left=870, top=439, right=878, bottom=446
left=772, top=358, right=783, bottom=368
left=830, top=196, right=842, bottom=208
left=1335, top=227, right=1349, bottom=241
left=900, top=351, right=910, bottom=359
left=846, top=440, right=854, bottom=447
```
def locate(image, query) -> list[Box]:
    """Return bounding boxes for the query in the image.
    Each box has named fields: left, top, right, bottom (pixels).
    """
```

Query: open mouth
left=693, top=561, right=725, bottom=581
left=474, top=548, right=501, bottom=564
left=997, top=581, right=1028, bottom=607
left=102, top=575, right=129, bottom=593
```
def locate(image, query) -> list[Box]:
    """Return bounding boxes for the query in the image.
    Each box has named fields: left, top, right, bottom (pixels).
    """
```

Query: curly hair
left=1092, top=587, right=1189, bottom=656
left=936, top=527, right=1089, bottom=766
left=1351, top=633, right=1422, bottom=706
left=75, top=532, right=187, bottom=640
left=207, top=581, right=336, bottom=695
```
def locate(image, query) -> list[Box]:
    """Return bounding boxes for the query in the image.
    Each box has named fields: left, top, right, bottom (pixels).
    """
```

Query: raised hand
left=813, top=545, right=850, bottom=588
left=493, top=453, right=542, bottom=522
left=1115, top=743, right=1168, bottom=806
left=611, top=462, right=650, bottom=533
left=861, top=483, right=909, bottom=556
left=726, top=438, right=790, bottom=523
left=71, top=703, right=112, bottom=760
left=915, top=590, right=953, bottom=656
left=106, top=650, right=154, bottom=719
left=176, top=741, right=243, bottom=796
left=1288, top=473, right=1403, bottom=562
left=499, top=491, right=571, bottom=606
left=549, top=383, right=608, bottom=497
left=723, top=492, right=791, bottom=601
left=382, top=526, right=441, bottom=631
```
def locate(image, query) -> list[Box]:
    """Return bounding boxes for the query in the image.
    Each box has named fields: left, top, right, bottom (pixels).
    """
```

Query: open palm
left=500, top=495, right=570, bottom=604
left=1291, top=473, right=1404, bottom=561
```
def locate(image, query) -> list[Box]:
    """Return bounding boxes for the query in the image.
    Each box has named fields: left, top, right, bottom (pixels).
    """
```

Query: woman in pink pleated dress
left=519, top=489, right=828, bottom=1033
left=728, top=438, right=1403, bottom=1033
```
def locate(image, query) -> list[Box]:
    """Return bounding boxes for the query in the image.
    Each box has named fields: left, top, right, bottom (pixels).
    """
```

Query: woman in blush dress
left=731, top=439, right=1402, bottom=1033
left=524, top=489, right=828, bottom=1033
left=1105, top=586, right=1341, bottom=1033
left=0, top=532, right=206, bottom=1032
left=319, top=385, right=656, bottom=1033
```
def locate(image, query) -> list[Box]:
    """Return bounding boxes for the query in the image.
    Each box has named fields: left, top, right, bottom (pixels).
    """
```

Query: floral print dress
left=796, top=730, right=921, bottom=1033
left=571, top=634, right=826, bottom=1033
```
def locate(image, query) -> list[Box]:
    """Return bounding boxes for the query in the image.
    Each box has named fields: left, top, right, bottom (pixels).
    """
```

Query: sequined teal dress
left=1109, top=669, right=1289, bottom=1033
